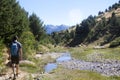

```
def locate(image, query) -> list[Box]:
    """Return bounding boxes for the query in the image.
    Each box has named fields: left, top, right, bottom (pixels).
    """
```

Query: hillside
left=85, top=7, right=120, bottom=46
left=51, top=2, right=120, bottom=47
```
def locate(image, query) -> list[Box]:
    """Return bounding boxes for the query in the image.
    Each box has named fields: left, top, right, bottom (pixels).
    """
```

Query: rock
left=59, top=58, right=120, bottom=76
left=35, top=54, right=42, bottom=58
left=94, top=46, right=106, bottom=49
left=20, top=60, right=35, bottom=65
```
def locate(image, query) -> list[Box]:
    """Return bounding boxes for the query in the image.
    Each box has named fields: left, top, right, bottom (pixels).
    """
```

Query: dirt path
left=0, top=68, right=28, bottom=80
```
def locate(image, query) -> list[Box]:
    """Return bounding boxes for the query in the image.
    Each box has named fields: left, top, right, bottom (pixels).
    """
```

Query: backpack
left=11, top=42, right=19, bottom=56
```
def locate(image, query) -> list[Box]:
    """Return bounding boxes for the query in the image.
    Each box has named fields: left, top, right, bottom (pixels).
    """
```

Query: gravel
left=58, top=59, right=120, bottom=76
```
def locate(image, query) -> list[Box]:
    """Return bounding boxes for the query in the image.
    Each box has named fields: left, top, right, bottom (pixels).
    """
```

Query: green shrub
left=0, top=39, right=6, bottom=73
left=109, top=37, right=120, bottom=47
left=20, top=31, right=36, bottom=59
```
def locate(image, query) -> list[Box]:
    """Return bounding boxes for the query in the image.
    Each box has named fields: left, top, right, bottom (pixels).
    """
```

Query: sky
left=17, top=0, right=119, bottom=26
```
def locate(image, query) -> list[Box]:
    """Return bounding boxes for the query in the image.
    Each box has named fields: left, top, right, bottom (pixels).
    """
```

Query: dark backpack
left=10, top=42, right=19, bottom=56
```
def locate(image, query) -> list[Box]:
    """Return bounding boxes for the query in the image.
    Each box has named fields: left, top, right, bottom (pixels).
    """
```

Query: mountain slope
left=50, top=2, right=120, bottom=47
left=45, top=24, right=69, bottom=34
left=68, top=6, right=120, bottom=47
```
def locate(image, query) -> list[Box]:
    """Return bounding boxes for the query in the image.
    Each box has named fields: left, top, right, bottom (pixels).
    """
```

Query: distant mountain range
left=45, top=24, right=70, bottom=34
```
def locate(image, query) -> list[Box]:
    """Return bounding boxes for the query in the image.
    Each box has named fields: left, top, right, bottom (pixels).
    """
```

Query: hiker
left=8, top=36, right=22, bottom=77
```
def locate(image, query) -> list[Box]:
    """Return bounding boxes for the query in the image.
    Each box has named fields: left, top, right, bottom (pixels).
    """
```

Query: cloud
left=69, top=9, right=83, bottom=24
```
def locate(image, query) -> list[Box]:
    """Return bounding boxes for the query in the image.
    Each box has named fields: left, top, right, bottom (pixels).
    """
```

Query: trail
left=0, top=67, right=28, bottom=80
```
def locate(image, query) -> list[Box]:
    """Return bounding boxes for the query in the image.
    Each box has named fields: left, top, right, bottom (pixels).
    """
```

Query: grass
left=98, top=47, right=120, bottom=60
left=68, top=46, right=120, bottom=61
left=36, top=44, right=68, bottom=54
left=20, top=61, right=38, bottom=73
left=68, top=47, right=95, bottom=60
left=19, top=44, right=66, bottom=74
left=38, top=45, right=120, bottom=80
left=17, top=45, right=120, bottom=79
left=41, top=67, right=120, bottom=80
left=49, top=45, right=68, bottom=53
left=20, top=54, right=56, bottom=74
left=0, top=46, right=8, bottom=74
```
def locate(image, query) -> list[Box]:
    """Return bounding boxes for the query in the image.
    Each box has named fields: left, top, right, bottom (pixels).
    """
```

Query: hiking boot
left=13, top=74, right=16, bottom=80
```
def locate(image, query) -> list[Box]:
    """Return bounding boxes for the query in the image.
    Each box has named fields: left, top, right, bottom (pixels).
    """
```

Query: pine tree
left=0, top=0, right=29, bottom=44
left=29, top=13, right=46, bottom=41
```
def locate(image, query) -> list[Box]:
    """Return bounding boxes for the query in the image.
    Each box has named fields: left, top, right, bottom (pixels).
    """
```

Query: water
left=44, top=53, right=71, bottom=73
left=56, top=53, right=71, bottom=62
left=44, top=63, right=57, bottom=73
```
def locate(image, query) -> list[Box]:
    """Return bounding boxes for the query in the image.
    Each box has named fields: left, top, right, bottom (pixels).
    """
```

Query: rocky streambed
left=44, top=52, right=120, bottom=76
left=58, top=58, right=120, bottom=76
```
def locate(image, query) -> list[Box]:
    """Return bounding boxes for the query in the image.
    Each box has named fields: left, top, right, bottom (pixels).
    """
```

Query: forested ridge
left=51, top=1, right=120, bottom=47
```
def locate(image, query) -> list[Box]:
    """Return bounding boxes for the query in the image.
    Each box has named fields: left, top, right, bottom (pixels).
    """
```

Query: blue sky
left=17, top=0, right=119, bottom=26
